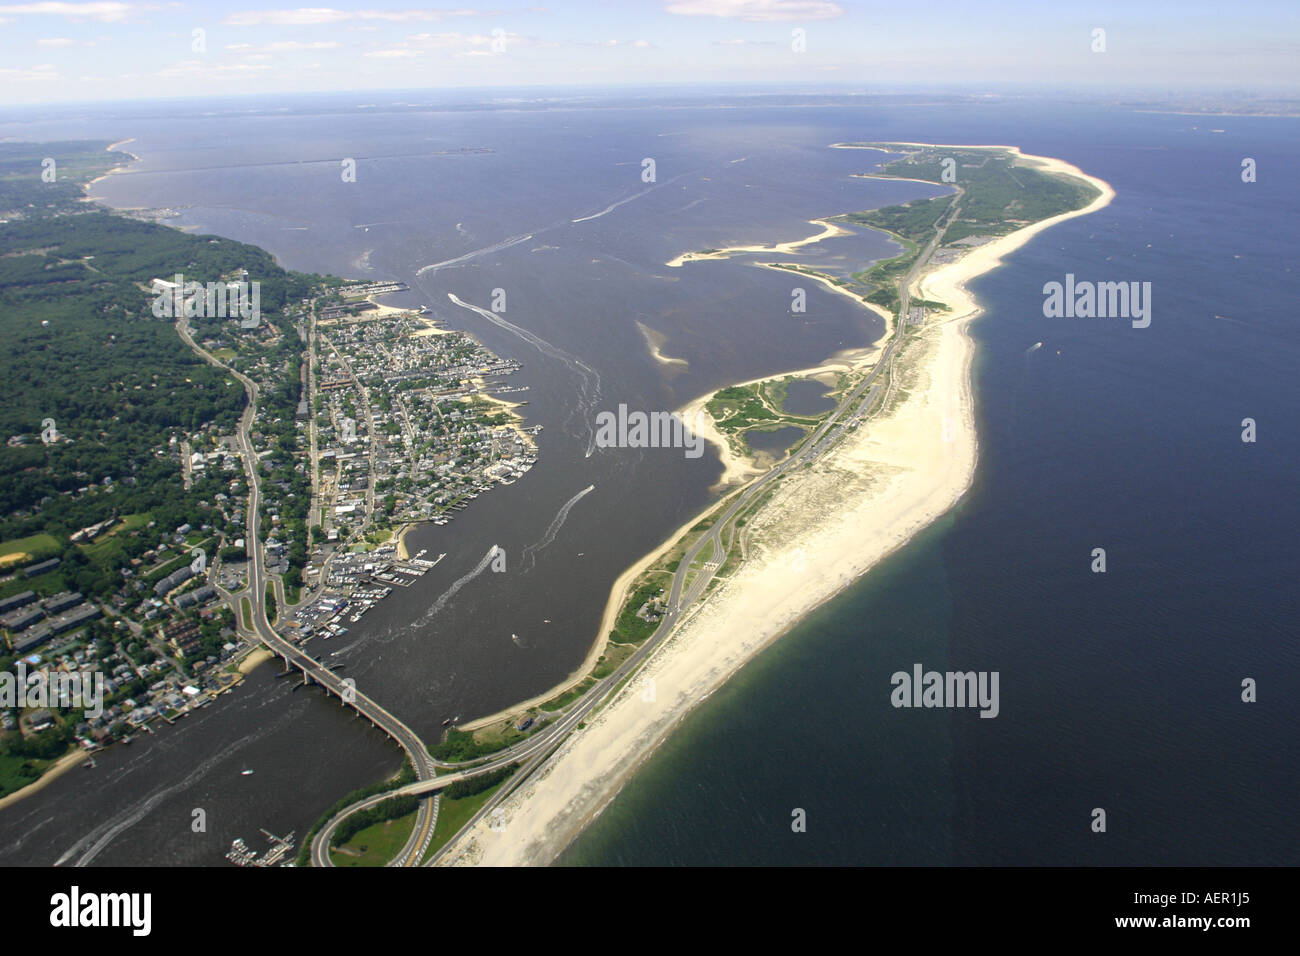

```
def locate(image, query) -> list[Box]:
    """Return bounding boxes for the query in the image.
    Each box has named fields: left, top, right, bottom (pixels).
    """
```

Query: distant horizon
left=4, top=81, right=1300, bottom=114
left=0, top=0, right=1296, bottom=106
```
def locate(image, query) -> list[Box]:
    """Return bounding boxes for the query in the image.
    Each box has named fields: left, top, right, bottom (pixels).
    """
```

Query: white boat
left=241, top=769, right=254, bottom=776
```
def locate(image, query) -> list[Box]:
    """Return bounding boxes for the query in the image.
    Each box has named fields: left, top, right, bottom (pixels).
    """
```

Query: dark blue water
left=560, top=109, right=1300, bottom=866
left=780, top=378, right=835, bottom=416
left=1, top=92, right=1294, bottom=865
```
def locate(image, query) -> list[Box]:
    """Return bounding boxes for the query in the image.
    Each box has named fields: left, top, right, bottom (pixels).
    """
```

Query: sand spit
left=437, top=147, right=1114, bottom=867
left=665, top=217, right=853, bottom=268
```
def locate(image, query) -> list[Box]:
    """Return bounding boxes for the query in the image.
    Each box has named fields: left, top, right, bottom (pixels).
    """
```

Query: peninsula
left=420, top=142, right=1114, bottom=867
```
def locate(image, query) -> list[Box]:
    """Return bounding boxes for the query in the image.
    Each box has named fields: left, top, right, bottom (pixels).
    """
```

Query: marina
left=226, top=830, right=296, bottom=867
left=286, top=550, right=447, bottom=642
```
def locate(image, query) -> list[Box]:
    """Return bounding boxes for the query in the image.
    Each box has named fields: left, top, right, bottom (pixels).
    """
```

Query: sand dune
left=437, top=147, right=1114, bottom=867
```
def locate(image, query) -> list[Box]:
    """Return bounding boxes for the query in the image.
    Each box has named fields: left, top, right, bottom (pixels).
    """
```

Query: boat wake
left=53, top=721, right=281, bottom=867
left=570, top=169, right=691, bottom=224
left=416, top=233, right=533, bottom=275
left=414, top=545, right=504, bottom=626
left=443, top=293, right=602, bottom=443
left=521, top=485, right=595, bottom=572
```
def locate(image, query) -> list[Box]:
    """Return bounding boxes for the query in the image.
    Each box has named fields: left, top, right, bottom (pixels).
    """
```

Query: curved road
left=176, top=314, right=440, bottom=866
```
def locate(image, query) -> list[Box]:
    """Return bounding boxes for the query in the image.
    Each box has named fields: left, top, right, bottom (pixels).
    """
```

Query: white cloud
left=225, top=40, right=342, bottom=53
left=223, top=7, right=512, bottom=27
left=0, top=2, right=138, bottom=22
left=364, top=30, right=521, bottom=57
left=153, top=60, right=273, bottom=78
left=665, top=0, right=843, bottom=21
left=580, top=38, right=654, bottom=49
left=714, top=37, right=776, bottom=45
left=0, top=63, right=58, bottom=81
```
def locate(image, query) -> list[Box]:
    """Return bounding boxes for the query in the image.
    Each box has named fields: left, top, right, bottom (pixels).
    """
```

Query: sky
left=0, top=0, right=1297, bottom=105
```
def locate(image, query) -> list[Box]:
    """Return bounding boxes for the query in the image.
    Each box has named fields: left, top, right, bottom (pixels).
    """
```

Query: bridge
left=179, top=314, right=440, bottom=867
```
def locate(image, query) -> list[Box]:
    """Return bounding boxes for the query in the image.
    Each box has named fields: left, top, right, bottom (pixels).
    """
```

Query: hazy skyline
left=0, top=0, right=1297, bottom=105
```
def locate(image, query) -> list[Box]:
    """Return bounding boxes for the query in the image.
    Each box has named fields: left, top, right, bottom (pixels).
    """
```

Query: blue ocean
left=0, top=91, right=1293, bottom=865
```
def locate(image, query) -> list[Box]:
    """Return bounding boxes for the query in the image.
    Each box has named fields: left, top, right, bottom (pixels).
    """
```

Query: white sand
left=665, top=217, right=853, bottom=268
left=635, top=320, right=688, bottom=368
left=0, top=750, right=87, bottom=812
left=84, top=139, right=138, bottom=195
left=674, top=264, right=894, bottom=492
left=438, top=146, right=1114, bottom=867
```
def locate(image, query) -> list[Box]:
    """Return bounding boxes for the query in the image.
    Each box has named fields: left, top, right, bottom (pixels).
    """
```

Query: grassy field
left=328, top=813, right=416, bottom=867
left=81, top=512, right=152, bottom=564
left=0, top=753, right=56, bottom=799
left=607, top=572, right=668, bottom=645
left=421, top=783, right=506, bottom=863
left=0, top=533, right=60, bottom=567
left=844, top=143, right=1100, bottom=246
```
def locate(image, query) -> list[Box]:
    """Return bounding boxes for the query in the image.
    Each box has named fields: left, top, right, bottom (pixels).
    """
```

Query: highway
left=219, top=184, right=962, bottom=868
left=177, top=314, right=441, bottom=867
left=404, top=193, right=964, bottom=864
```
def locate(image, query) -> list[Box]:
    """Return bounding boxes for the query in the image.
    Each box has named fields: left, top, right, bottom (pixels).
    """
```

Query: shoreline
left=664, top=216, right=852, bottom=268
left=437, top=144, right=1115, bottom=867
left=673, top=258, right=895, bottom=491
left=84, top=138, right=138, bottom=194
left=394, top=523, right=415, bottom=561
left=0, top=749, right=88, bottom=812
left=237, top=646, right=274, bottom=675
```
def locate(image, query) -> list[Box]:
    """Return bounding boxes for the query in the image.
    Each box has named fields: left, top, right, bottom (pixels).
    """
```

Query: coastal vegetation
left=328, top=794, right=418, bottom=849
left=429, top=727, right=511, bottom=762
left=297, top=759, right=415, bottom=866
left=328, top=809, right=415, bottom=867
left=421, top=772, right=515, bottom=862
left=704, top=378, right=828, bottom=463
left=835, top=143, right=1101, bottom=312
left=444, top=762, right=518, bottom=799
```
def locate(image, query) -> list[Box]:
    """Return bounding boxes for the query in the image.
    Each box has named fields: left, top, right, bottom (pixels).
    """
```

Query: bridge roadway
left=406, top=195, right=962, bottom=864
left=312, top=343, right=893, bottom=867
left=313, top=183, right=962, bottom=866
left=177, top=315, right=440, bottom=867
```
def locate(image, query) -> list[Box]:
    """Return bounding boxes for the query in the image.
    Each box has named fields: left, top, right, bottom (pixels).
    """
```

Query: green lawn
left=328, top=812, right=416, bottom=867
left=0, top=752, right=56, bottom=799
left=71, top=513, right=151, bottom=573
left=422, top=783, right=506, bottom=863
left=0, top=533, right=60, bottom=568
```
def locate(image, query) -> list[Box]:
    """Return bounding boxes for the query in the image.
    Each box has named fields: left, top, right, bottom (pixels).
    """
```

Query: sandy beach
left=83, top=138, right=138, bottom=195
left=665, top=217, right=853, bottom=268
left=237, top=646, right=274, bottom=675
left=675, top=263, right=894, bottom=491
left=437, top=146, right=1114, bottom=867
left=394, top=523, right=416, bottom=561
left=0, top=749, right=88, bottom=812
left=636, top=320, right=689, bottom=368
